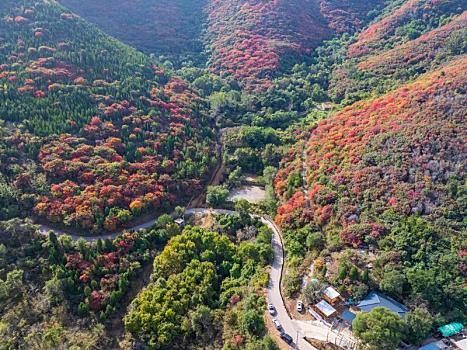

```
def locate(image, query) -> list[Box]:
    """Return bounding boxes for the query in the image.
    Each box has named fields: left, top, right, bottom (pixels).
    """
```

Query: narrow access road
left=261, top=217, right=317, bottom=350
left=37, top=216, right=160, bottom=242
left=37, top=208, right=235, bottom=242
left=37, top=208, right=320, bottom=349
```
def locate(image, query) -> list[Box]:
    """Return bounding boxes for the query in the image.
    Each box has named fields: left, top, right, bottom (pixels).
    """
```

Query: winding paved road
left=38, top=208, right=356, bottom=349
left=36, top=208, right=235, bottom=241
left=261, top=216, right=317, bottom=350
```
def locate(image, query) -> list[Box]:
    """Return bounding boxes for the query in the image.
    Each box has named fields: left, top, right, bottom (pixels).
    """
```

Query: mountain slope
left=58, top=0, right=207, bottom=60
left=275, top=56, right=466, bottom=315
left=205, top=0, right=331, bottom=91
left=0, top=0, right=215, bottom=232
left=358, top=11, right=467, bottom=73
left=205, top=0, right=386, bottom=91
left=55, top=0, right=385, bottom=90
left=348, top=0, right=466, bottom=58
left=319, top=0, right=386, bottom=34
left=326, top=0, right=466, bottom=106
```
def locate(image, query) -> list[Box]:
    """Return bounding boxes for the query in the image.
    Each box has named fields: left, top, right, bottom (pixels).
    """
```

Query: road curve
left=37, top=208, right=316, bottom=349
left=261, top=217, right=317, bottom=350
left=36, top=208, right=237, bottom=241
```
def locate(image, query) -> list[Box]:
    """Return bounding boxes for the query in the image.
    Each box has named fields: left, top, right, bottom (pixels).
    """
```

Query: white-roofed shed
left=315, top=300, right=337, bottom=318
left=323, top=286, right=340, bottom=304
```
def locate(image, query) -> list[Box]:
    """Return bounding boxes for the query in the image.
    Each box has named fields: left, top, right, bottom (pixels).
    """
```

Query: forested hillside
left=55, top=0, right=386, bottom=90
left=204, top=0, right=389, bottom=90
left=0, top=0, right=466, bottom=349
left=358, top=11, right=466, bottom=74
left=204, top=0, right=332, bottom=91
left=348, top=0, right=466, bottom=58
left=58, top=0, right=207, bottom=62
left=0, top=0, right=216, bottom=232
left=328, top=0, right=467, bottom=104
left=271, top=0, right=467, bottom=338
left=0, top=215, right=183, bottom=348
left=124, top=214, right=275, bottom=349
left=276, top=55, right=466, bottom=321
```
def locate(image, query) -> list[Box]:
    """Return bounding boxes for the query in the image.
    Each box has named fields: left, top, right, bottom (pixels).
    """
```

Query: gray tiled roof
left=357, top=291, right=408, bottom=316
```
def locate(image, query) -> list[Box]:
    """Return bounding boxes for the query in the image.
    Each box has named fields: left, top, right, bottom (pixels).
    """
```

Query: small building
left=356, top=291, right=408, bottom=317
left=323, top=286, right=341, bottom=304
left=418, top=340, right=450, bottom=350
left=438, top=322, right=464, bottom=338
left=315, top=300, right=337, bottom=318
left=174, top=218, right=185, bottom=227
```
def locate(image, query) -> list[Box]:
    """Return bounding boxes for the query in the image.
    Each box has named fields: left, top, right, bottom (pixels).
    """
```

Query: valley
left=0, top=0, right=465, bottom=349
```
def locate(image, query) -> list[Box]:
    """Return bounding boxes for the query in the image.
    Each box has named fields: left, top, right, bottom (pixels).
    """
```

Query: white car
left=296, top=300, right=304, bottom=313
left=267, top=303, right=276, bottom=315
left=272, top=318, right=282, bottom=330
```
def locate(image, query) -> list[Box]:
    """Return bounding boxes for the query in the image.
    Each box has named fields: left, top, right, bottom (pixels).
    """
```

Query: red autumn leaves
left=275, top=58, right=467, bottom=248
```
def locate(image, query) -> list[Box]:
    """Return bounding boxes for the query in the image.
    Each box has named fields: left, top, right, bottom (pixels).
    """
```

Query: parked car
left=280, top=332, right=293, bottom=344
left=296, top=300, right=304, bottom=313
left=272, top=318, right=281, bottom=330
left=267, top=303, right=276, bottom=315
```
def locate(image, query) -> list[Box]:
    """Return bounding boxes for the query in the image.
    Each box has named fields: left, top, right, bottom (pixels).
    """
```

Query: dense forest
left=124, top=212, right=275, bottom=349
left=0, top=0, right=216, bottom=232
left=276, top=58, right=466, bottom=318
left=58, top=0, right=207, bottom=64
left=0, top=0, right=465, bottom=349
left=0, top=214, right=183, bottom=348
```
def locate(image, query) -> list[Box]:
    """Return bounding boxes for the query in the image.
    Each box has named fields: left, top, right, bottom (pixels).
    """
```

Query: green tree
left=234, top=199, right=252, bottom=224
left=349, top=266, right=359, bottom=281
left=361, top=269, right=369, bottom=284
left=245, top=336, right=278, bottom=350
left=303, top=279, right=325, bottom=305
left=283, top=268, right=302, bottom=298
left=405, top=307, right=433, bottom=345
left=350, top=283, right=369, bottom=301
left=352, top=307, right=406, bottom=350
left=174, top=206, right=185, bottom=218
left=228, top=166, right=242, bottom=187
left=42, top=323, right=64, bottom=348
left=262, top=166, right=277, bottom=187
left=241, top=309, right=265, bottom=336
left=338, top=262, right=348, bottom=280
left=380, top=270, right=406, bottom=296
left=0, top=269, right=24, bottom=301
left=306, top=232, right=325, bottom=250
left=78, top=302, right=90, bottom=317
left=206, top=185, right=229, bottom=208
left=190, top=305, right=217, bottom=342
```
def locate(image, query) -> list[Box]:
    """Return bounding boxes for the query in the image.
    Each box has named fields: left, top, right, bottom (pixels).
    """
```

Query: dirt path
left=106, top=257, right=155, bottom=343
left=188, top=140, right=224, bottom=208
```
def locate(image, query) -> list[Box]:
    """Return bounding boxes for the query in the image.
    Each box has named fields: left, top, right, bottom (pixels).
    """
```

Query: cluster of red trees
left=205, top=0, right=386, bottom=90
left=348, top=0, right=464, bottom=57
left=319, top=0, right=385, bottom=34
left=276, top=58, right=466, bottom=247
left=35, top=82, right=209, bottom=231
left=3, top=9, right=82, bottom=100
left=63, top=231, right=140, bottom=313
left=1, top=1, right=215, bottom=232
left=358, top=12, right=467, bottom=73
left=206, top=0, right=332, bottom=91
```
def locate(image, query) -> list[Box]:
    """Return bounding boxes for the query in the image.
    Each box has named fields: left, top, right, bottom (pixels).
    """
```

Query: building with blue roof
left=356, top=291, right=408, bottom=317
left=418, top=340, right=450, bottom=350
